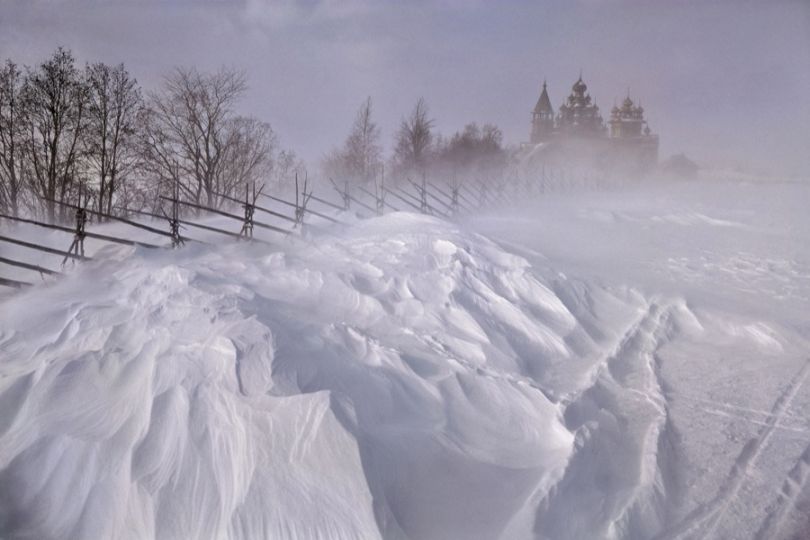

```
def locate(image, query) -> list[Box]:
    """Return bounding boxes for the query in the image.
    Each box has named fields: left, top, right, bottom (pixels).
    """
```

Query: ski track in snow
left=531, top=299, right=683, bottom=540
left=656, top=359, right=810, bottom=540
left=601, top=302, right=673, bottom=536
left=665, top=393, right=809, bottom=426
left=469, top=178, right=810, bottom=540
left=754, top=429, right=810, bottom=540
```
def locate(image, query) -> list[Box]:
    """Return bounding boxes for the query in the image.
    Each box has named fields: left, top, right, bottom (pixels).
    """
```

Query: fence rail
left=1, top=166, right=593, bottom=289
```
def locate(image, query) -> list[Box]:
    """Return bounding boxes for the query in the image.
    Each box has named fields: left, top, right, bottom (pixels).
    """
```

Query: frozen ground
left=0, top=174, right=808, bottom=539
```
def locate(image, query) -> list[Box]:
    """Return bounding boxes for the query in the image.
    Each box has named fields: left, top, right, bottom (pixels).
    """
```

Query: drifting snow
left=0, top=213, right=592, bottom=539
left=0, top=176, right=809, bottom=539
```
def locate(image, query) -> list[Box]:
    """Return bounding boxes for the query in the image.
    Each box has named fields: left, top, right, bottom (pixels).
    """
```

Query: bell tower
left=531, top=80, right=555, bottom=143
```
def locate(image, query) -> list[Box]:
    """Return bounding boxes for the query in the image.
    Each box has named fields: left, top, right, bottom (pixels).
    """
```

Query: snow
left=1, top=174, right=809, bottom=539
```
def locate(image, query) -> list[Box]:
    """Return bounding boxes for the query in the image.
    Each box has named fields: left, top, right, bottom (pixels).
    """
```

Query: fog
left=3, top=4, right=810, bottom=539
left=2, top=0, right=808, bottom=176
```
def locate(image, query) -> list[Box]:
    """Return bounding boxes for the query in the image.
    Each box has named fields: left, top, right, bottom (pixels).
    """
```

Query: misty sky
left=1, top=0, right=808, bottom=176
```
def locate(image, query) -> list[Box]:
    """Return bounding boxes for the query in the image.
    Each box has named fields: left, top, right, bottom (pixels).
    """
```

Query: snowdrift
left=0, top=212, right=664, bottom=540
left=2, top=180, right=809, bottom=540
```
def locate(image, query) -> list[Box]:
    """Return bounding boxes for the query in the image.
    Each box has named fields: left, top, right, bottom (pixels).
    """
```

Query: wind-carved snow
left=1, top=177, right=809, bottom=540
left=0, top=214, right=614, bottom=539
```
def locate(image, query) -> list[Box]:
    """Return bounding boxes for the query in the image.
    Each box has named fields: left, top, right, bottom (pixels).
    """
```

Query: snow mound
left=0, top=213, right=698, bottom=539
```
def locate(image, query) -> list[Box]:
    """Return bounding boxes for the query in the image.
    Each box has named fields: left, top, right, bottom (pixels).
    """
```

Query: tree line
left=324, top=97, right=509, bottom=187
left=0, top=48, right=301, bottom=221
left=1, top=47, right=510, bottom=222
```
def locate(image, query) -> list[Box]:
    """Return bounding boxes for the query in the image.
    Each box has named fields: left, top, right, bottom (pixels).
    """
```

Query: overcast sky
left=1, top=0, right=808, bottom=176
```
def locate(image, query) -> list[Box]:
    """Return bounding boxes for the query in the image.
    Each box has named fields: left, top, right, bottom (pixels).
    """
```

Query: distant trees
left=434, top=122, right=506, bottom=179
left=326, top=95, right=508, bottom=185
left=324, top=97, right=382, bottom=185
left=0, top=47, right=514, bottom=221
left=389, top=98, right=508, bottom=183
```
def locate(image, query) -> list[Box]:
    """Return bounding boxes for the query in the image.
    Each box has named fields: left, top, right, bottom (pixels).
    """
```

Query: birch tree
left=393, top=97, right=433, bottom=178
left=324, top=97, right=382, bottom=185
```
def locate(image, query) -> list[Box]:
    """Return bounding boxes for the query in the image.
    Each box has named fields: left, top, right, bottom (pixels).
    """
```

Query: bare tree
left=393, top=97, right=433, bottom=178
left=138, top=104, right=184, bottom=207
left=345, top=97, right=382, bottom=184
left=272, top=148, right=305, bottom=190
left=23, top=47, right=88, bottom=221
left=141, top=67, right=265, bottom=207
left=85, top=62, right=142, bottom=217
left=219, top=116, right=276, bottom=196
left=322, top=148, right=350, bottom=185
left=323, top=97, right=382, bottom=185
left=0, top=60, right=27, bottom=216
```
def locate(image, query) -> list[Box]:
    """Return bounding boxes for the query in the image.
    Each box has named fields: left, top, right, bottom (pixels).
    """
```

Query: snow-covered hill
left=1, top=176, right=808, bottom=539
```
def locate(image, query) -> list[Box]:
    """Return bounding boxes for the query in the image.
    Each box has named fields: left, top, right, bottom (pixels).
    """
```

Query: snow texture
left=1, top=175, right=809, bottom=539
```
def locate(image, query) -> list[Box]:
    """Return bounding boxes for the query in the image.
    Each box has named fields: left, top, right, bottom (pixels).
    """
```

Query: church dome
left=572, top=77, right=587, bottom=93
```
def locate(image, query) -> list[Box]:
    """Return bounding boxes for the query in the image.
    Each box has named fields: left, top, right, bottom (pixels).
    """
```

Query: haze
left=2, top=0, right=808, bottom=176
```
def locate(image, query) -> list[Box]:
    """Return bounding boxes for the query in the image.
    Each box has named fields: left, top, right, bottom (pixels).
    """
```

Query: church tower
left=608, top=93, right=659, bottom=169
left=609, top=94, right=647, bottom=138
left=556, top=75, right=605, bottom=137
left=530, top=81, right=555, bottom=143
